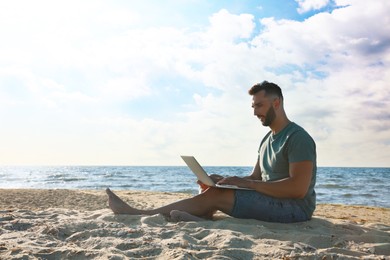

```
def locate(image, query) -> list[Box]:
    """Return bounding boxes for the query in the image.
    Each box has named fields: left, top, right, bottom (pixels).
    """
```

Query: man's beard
left=262, top=106, right=276, bottom=126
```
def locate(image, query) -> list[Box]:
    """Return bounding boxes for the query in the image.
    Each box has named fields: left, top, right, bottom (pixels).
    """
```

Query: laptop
left=181, top=155, right=253, bottom=190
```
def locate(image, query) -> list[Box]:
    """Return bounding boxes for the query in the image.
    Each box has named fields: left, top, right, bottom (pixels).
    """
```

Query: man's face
left=252, top=91, right=276, bottom=126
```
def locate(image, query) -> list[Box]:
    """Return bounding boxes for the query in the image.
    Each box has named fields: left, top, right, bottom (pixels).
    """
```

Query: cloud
left=295, top=0, right=331, bottom=14
left=101, top=77, right=151, bottom=101
left=248, top=0, right=390, bottom=166
left=0, top=1, right=389, bottom=166
left=207, top=9, right=255, bottom=40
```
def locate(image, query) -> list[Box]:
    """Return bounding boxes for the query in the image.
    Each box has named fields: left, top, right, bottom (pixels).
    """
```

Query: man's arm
left=244, top=158, right=261, bottom=181
left=218, top=160, right=313, bottom=199
left=198, top=159, right=261, bottom=192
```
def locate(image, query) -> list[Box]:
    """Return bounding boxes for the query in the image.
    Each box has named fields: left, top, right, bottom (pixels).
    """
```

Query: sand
left=0, top=189, right=389, bottom=259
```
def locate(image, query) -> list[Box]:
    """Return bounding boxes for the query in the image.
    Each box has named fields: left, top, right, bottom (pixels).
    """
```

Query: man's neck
left=270, top=117, right=291, bottom=135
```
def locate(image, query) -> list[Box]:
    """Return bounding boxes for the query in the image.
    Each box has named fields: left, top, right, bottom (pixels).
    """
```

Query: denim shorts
left=230, top=190, right=310, bottom=223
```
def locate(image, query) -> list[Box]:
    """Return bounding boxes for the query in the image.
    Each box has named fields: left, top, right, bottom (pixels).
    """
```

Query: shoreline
left=1, top=189, right=389, bottom=259
left=0, top=188, right=389, bottom=224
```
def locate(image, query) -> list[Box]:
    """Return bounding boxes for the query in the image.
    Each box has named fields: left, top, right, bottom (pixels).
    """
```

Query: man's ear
left=273, top=97, right=281, bottom=109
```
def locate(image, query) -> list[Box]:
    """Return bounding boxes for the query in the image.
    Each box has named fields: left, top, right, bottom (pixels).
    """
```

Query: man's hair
left=248, top=81, right=283, bottom=100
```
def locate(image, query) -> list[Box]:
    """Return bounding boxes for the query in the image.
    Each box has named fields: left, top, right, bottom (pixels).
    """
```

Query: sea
left=0, top=166, right=389, bottom=208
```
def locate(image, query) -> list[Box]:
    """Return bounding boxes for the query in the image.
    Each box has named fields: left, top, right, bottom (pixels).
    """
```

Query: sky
left=0, top=0, right=389, bottom=167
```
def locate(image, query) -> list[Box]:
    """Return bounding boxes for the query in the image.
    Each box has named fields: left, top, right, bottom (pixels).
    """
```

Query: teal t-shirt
left=258, top=122, right=317, bottom=217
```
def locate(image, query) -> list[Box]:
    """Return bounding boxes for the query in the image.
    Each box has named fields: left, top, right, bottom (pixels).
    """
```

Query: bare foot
left=169, top=210, right=206, bottom=222
left=106, top=188, right=142, bottom=215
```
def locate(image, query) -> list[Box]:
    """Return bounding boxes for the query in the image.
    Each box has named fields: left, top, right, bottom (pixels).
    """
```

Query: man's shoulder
left=289, top=122, right=314, bottom=145
left=289, top=122, right=305, bottom=131
left=289, top=122, right=311, bottom=136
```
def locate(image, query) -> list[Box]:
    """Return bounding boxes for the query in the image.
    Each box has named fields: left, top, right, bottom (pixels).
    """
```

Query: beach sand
left=0, top=189, right=389, bottom=259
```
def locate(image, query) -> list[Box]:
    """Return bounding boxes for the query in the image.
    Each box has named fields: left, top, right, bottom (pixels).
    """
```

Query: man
left=106, top=81, right=317, bottom=223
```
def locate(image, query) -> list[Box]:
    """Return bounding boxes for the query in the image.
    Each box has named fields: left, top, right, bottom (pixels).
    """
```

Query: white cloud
left=101, top=77, right=151, bottom=101
left=249, top=0, right=390, bottom=166
left=207, top=9, right=255, bottom=41
left=0, top=1, right=389, bottom=166
left=295, top=0, right=330, bottom=14
left=171, top=10, right=260, bottom=91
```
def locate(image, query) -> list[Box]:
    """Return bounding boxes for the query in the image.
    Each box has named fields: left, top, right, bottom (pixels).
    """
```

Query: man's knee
left=202, top=187, right=227, bottom=195
left=200, top=187, right=235, bottom=203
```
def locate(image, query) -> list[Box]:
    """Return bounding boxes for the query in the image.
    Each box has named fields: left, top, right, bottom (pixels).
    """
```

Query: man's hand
left=218, top=176, right=251, bottom=188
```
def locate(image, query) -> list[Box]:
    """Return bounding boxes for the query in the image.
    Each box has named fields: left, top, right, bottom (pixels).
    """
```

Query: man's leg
left=169, top=210, right=206, bottom=221
left=106, top=188, right=235, bottom=218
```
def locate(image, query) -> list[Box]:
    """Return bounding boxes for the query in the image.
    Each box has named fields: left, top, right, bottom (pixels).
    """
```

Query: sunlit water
left=0, top=166, right=388, bottom=208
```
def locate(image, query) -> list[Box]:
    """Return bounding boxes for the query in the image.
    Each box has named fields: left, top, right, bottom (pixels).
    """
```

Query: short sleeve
left=287, top=130, right=316, bottom=163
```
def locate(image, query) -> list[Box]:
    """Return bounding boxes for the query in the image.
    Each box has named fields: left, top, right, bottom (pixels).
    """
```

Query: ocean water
left=0, top=166, right=388, bottom=208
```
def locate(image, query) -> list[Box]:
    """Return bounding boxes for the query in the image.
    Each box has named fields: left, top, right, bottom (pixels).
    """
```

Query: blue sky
left=0, top=0, right=389, bottom=167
